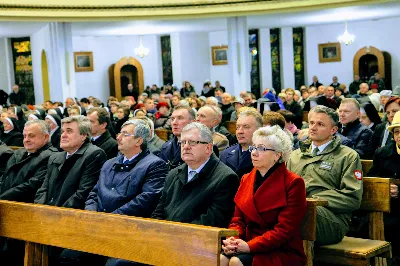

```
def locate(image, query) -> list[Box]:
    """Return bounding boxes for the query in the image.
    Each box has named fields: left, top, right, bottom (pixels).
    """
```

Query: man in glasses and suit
left=152, top=122, right=238, bottom=228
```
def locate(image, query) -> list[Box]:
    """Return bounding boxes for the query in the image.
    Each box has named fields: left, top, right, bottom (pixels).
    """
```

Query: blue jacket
left=85, top=149, right=167, bottom=217
left=220, top=144, right=253, bottom=179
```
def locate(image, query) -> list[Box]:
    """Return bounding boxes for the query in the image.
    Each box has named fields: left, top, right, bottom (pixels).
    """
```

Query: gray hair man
left=287, top=105, right=362, bottom=245
left=152, top=122, right=239, bottom=228
left=35, top=115, right=107, bottom=209
left=0, top=120, right=58, bottom=203
left=132, top=116, right=165, bottom=156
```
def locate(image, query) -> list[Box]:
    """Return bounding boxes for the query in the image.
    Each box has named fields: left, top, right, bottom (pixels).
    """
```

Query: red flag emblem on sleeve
left=354, top=170, right=362, bottom=180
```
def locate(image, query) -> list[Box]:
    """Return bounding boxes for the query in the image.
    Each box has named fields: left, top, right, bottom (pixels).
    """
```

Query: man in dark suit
left=159, top=106, right=196, bottom=170
left=310, top=75, right=323, bottom=89
left=152, top=122, right=238, bottom=227
left=9, top=85, right=26, bottom=105
left=220, top=108, right=262, bottom=179
left=35, top=115, right=107, bottom=210
left=87, top=107, right=118, bottom=160
left=0, top=120, right=57, bottom=202
left=45, top=114, right=61, bottom=151
left=122, top=84, right=138, bottom=103
left=0, top=89, right=8, bottom=107
left=0, top=142, right=13, bottom=176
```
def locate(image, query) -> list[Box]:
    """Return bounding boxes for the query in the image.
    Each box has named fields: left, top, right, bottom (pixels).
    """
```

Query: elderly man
left=132, top=116, right=165, bottom=156
left=349, top=75, right=362, bottom=95
left=339, top=99, right=373, bottom=159
left=221, top=93, right=234, bottom=124
left=196, top=105, right=229, bottom=152
left=221, top=108, right=262, bottom=179
left=9, top=84, right=26, bottom=105
left=310, top=75, right=323, bottom=89
left=358, top=83, right=370, bottom=97
left=206, top=96, right=219, bottom=106
left=123, top=83, right=138, bottom=102
left=152, top=122, right=238, bottom=226
left=330, top=76, right=340, bottom=89
left=0, top=120, right=57, bottom=202
left=287, top=105, right=362, bottom=245
left=325, top=86, right=341, bottom=109
left=63, top=97, right=75, bottom=117
left=159, top=106, right=196, bottom=170
left=87, top=107, right=118, bottom=159
left=35, top=115, right=107, bottom=209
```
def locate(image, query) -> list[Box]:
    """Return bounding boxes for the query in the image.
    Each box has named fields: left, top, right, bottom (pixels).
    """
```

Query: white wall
left=209, top=31, right=232, bottom=92
left=72, top=35, right=162, bottom=103
left=171, top=32, right=210, bottom=94
left=305, top=17, right=400, bottom=89
left=31, top=24, right=52, bottom=104
left=0, top=38, right=14, bottom=94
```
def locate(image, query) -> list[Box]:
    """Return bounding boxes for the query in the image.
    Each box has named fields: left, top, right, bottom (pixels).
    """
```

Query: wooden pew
left=154, top=128, right=170, bottom=142
left=302, top=111, right=309, bottom=122
left=0, top=201, right=237, bottom=266
left=314, top=177, right=392, bottom=266
left=9, top=146, right=23, bottom=151
left=361, top=160, right=373, bottom=175
left=302, top=198, right=328, bottom=266
left=225, top=121, right=236, bottom=136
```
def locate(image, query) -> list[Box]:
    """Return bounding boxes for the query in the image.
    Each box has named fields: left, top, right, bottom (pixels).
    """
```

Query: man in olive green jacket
left=287, top=105, right=363, bottom=246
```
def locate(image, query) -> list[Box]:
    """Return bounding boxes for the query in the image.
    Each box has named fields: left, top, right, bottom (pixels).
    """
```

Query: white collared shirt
left=311, top=140, right=333, bottom=155
left=187, top=158, right=210, bottom=183
left=91, top=135, right=101, bottom=142
left=66, top=148, right=79, bottom=159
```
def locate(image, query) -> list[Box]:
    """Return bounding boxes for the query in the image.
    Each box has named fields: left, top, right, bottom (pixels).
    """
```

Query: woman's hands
left=222, top=237, right=250, bottom=255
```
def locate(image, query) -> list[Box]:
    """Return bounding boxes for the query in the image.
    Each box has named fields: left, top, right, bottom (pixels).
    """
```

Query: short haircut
left=207, top=97, right=219, bottom=105
left=92, top=98, right=103, bottom=107
left=277, top=110, right=296, bottom=124
left=121, top=119, right=150, bottom=150
left=61, top=115, right=92, bottom=140
left=181, top=122, right=213, bottom=144
left=45, top=100, right=53, bottom=104
left=285, top=88, right=295, bottom=95
left=174, top=105, right=196, bottom=120
left=252, top=125, right=293, bottom=163
left=87, top=107, right=111, bottom=127
left=131, top=116, right=154, bottom=139
left=172, top=95, right=181, bottom=100
left=341, top=98, right=360, bottom=110
left=205, top=105, right=222, bottom=121
left=238, top=108, right=263, bottom=128
left=144, top=98, right=153, bottom=104
left=309, top=105, right=339, bottom=127
left=242, top=93, right=252, bottom=98
left=24, top=120, right=50, bottom=136
left=262, top=111, right=286, bottom=129
left=80, top=98, right=90, bottom=104
left=69, top=105, right=80, bottom=114
left=215, top=88, right=223, bottom=93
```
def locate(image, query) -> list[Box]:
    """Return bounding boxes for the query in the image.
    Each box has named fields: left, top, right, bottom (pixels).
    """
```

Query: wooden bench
left=302, top=111, right=309, bottom=122
left=224, top=121, right=236, bottom=136
left=154, top=128, right=170, bottom=141
left=314, top=177, right=392, bottom=266
left=361, top=160, right=373, bottom=175
left=0, top=201, right=237, bottom=266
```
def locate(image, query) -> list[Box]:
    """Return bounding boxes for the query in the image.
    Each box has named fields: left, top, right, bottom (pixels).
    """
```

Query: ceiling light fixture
left=338, top=22, right=355, bottom=45
left=134, top=36, right=149, bottom=58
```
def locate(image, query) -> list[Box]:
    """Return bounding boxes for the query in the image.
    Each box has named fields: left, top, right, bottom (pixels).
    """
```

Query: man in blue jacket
left=60, top=119, right=167, bottom=265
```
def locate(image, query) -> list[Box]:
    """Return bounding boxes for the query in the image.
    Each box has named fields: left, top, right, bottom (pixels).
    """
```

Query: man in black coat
left=34, top=115, right=107, bottom=210
left=310, top=75, right=323, bottom=89
left=152, top=122, right=238, bottom=228
left=339, top=99, right=373, bottom=159
left=87, top=107, right=118, bottom=160
left=0, top=89, right=8, bottom=107
left=0, top=142, right=13, bottom=176
left=122, top=84, right=138, bottom=103
left=0, top=120, right=57, bottom=202
left=284, top=88, right=303, bottom=129
left=45, top=114, right=61, bottom=151
left=9, top=85, right=26, bottom=105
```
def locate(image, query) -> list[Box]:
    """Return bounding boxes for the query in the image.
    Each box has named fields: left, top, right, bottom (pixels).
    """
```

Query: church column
left=280, top=27, right=295, bottom=89
left=227, top=17, right=250, bottom=97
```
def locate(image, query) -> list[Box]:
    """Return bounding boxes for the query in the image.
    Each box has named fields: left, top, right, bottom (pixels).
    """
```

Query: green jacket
left=287, top=136, right=362, bottom=218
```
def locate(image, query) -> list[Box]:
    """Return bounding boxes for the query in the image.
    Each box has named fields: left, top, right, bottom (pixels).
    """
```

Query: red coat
left=229, top=164, right=307, bottom=266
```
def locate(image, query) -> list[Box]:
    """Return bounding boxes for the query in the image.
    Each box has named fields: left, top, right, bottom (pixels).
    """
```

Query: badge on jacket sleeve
left=354, top=170, right=363, bottom=181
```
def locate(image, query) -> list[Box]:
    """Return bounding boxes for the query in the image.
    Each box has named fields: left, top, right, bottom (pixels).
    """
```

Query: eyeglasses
left=394, top=130, right=400, bottom=135
left=117, top=132, right=135, bottom=138
left=178, top=140, right=210, bottom=146
left=248, top=145, right=275, bottom=153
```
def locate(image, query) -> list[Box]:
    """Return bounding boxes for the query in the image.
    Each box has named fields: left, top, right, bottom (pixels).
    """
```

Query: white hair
left=207, top=97, right=219, bottom=105
left=252, top=125, right=293, bottom=163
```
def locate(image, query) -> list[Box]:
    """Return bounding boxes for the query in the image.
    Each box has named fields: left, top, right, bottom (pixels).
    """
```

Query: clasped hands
left=222, top=237, right=250, bottom=255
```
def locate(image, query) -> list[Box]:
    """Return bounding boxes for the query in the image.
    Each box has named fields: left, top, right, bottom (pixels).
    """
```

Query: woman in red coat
left=221, top=125, right=307, bottom=266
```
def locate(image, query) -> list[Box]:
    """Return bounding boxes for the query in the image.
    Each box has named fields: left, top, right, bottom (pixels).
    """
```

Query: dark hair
left=361, top=102, right=382, bottom=125
left=80, top=98, right=90, bottom=104
left=277, top=110, right=296, bottom=123
left=87, top=107, right=111, bottom=128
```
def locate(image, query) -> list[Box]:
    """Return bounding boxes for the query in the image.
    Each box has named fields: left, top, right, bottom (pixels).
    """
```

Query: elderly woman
left=0, top=117, right=23, bottom=146
left=221, top=125, right=307, bottom=266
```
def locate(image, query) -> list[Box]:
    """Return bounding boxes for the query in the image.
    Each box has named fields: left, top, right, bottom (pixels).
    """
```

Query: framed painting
left=211, top=45, right=228, bottom=65
left=318, top=42, right=341, bottom=63
left=74, top=51, right=94, bottom=72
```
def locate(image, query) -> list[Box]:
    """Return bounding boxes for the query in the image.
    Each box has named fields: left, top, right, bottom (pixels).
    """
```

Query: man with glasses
left=68, top=120, right=167, bottom=266
left=152, top=122, right=238, bottom=228
left=287, top=105, right=362, bottom=246
left=221, top=108, right=262, bottom=179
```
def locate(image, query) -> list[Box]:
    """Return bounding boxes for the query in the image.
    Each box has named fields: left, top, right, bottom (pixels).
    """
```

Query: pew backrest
left=225, top=121, right=236, bottom=136
left=154, top=128, right=170, bottom=141
left=361, top=160, right=373, bottom=177
left=0, top=201, right=237, bottom=266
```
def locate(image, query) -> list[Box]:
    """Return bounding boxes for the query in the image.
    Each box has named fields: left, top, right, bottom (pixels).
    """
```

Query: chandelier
left=338, top=22, right=355, bottom=45
left=134, top=36, right=149, bottom=58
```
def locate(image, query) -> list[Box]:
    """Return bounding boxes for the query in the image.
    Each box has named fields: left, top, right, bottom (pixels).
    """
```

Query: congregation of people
left=0, top=73, right=400, bottom=266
